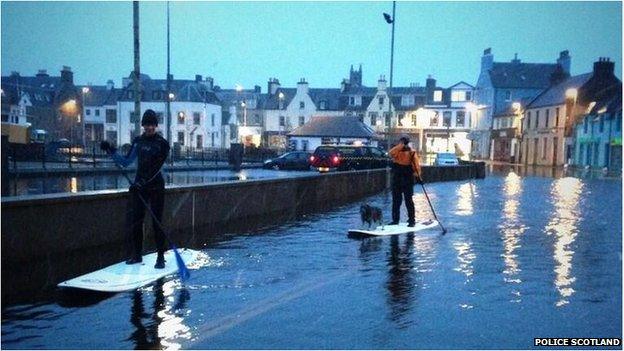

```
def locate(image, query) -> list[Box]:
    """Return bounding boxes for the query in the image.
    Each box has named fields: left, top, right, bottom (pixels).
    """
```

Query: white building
left=288, top=115, right=377, bottom=151
left=117, top=73, right=222, bottom=149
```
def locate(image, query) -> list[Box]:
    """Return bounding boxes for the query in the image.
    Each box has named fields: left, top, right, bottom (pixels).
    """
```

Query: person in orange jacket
left=388, top=136, right=423, bottom=227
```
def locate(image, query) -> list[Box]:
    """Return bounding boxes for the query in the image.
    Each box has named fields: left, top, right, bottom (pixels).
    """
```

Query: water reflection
left=500, top=171, right=525, bottom=295
left=544, top=177, right=583, bottom=307
left=455, top=182, right=475, bottom=216
left=128, top=279, right=192, bottom=350
left=386, top=234, right=415, bottom=327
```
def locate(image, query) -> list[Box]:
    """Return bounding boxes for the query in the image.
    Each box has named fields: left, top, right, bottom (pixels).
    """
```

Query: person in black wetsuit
left=101, top=109, right=170, bottom=269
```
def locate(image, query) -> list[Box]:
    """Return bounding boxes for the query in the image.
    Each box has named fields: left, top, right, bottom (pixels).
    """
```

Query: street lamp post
left=383, top=1, right=396, bottom=143
left=81, top=86, right=89, bottom=147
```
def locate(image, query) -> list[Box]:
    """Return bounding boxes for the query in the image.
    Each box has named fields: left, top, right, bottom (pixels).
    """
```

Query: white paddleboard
left=57, top=249, right=201, bottom=292
left=348, top=220, right=438, bottom=237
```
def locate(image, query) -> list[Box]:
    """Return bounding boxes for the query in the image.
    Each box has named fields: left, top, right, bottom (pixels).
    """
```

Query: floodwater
left=5, top=168, right=313, bottom=197
left=1, top=169, right=621, bottom=349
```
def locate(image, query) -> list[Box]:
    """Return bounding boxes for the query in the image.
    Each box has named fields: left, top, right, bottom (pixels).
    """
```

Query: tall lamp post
left=383, top=1, right=396, bottom=143
left=81, top=86, right=89, bottom=147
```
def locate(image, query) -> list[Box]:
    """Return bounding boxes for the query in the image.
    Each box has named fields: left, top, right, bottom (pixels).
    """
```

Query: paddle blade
left=172, top=246, right=190, bottom=281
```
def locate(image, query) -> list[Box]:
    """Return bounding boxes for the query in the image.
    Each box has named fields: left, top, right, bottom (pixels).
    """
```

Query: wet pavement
left=1, top=168, right=621, bottom=349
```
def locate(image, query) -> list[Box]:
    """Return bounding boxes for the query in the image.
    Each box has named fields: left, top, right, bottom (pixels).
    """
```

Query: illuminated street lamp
left=241, top=101, right=247, bottom=126
left=61, top=99, right=78, bottom=143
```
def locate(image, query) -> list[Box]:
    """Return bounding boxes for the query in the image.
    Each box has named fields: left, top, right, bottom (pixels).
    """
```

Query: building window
left=95, top=109, right=100, bottom=117
left=545, top=109, right=550, bottom=128
left=555, top=107, right=560, bottom=127
left=616, top=113, right=622, bottom=132
left=193, top=112, right=201, bottom=125
left=370, top=112, right=378, bottom=126
left=349, top=96, right=355, bottom=106
left=177, top=112, right=185, bottom=124
left=430, top=112, right=439, bottom=127
left=398, top=113, right=404, bottom=127
left=357, top=113, right=364, bottom=123
left=319, top=100, right=327, bottom=110
left=456, top=111, right=465, bottom=127
left=211, top=113, right=215, bottom=127
left=526, top=111, right=531, bottom=130
left=433, top=90, right=443, bottom=102
left=599, top=116, right=604, bottom=132
left=443, top=111, right=452, bottom=127
left=505, top=90, right=511, bottom=101
left=583, top=116, right=589, bottom=133
left=401, top=95, right=414, bottom=106
left=451, top=91, right=466, bottom=102
left=411, top=113, right=417, bottom=127
left=178, top=132, right=185, bottom=145
left=299, top=101, right=305, bottom=109
left=385, top=113, right=391, bottom=127
left=299, top=116, right=305, bottom=126
left=279, top=116, right=285, bottom=127
left=378, top=97, right=385, bottom=107
left=466, top=91, right=472, bottom=101
left=196, top=134, right=203, bottom=149
left=127, top=91, right=134, bottom=99
left=535, top=110, right=540, bottom=129
left=542, top=137, right=547, bottom=159
left=86, top=109, right=91, bottom=116
left=106, top=109, right=117, bottom=123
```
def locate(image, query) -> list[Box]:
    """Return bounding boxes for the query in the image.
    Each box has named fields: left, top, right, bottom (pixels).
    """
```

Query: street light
left=241, top=101, right=247, bottom=126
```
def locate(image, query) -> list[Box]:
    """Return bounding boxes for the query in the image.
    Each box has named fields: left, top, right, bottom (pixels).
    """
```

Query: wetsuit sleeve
left=111, top=140, right=138, bottom=168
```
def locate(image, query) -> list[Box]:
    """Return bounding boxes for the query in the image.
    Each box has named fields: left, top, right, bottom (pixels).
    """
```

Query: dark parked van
left=309, top=145, right=389, bottom=172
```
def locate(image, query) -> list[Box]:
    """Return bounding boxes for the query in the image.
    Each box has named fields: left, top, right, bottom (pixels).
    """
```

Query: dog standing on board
left=360, top=204, right=384, bottom=230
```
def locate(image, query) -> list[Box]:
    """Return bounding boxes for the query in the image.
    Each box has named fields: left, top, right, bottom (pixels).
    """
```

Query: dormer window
left=433, top=90, right=443, bottom=102
left=379, top=97, right=384, bottom=106
left=300, top=101, right=305, bottom=109
left=401, top=95, right=414, bottom=106
left=505, top=90, right=512, bottom=101
left=127, top=91, right=134, bottom=99
left=152, top=91, right=164, bottom=100
left=452, top=91, right=469, bottom=102
left=319, top=100, right=327, bottom=110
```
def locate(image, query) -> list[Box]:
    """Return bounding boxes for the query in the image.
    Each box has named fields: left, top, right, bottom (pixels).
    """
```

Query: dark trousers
left=391, top=167, right=415, bottom=224
left=127, top=180, right=166, bottom=258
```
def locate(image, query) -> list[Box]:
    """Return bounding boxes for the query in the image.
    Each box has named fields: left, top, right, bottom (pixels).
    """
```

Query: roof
left=493, top=97, right=534, bottom=117
left=120, top=75, right=220, bottom=104
left=288, top=116, right=375, bottom=138
left=489, top=62, right=559, bottom=89
left=78, top=85, right=120, bottom=106
left=527, top=73, right=593, bottom=109
left=588, top=85, right=622, bottom=116
left=262, top=87, right=297, bottom=109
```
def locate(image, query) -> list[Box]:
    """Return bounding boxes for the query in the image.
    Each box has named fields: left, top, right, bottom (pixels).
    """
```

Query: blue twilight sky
left=1, top=1, right=622, bottom=90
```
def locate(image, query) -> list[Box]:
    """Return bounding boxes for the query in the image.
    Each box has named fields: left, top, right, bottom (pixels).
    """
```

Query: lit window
left=433, top=90, right=443, bottom=102
left=451, top=91, right=465, bottom=102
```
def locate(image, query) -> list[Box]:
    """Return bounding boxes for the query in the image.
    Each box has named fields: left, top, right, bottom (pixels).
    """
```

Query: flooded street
left=1, top=169, right=621, bottom=349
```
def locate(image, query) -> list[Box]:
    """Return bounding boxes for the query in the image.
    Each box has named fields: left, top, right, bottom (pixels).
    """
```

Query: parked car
left=310, top=145, right=389, bottom=172
left=263, top=151, right=312, bottom=170
left=434, top=152, right=459, bottom=166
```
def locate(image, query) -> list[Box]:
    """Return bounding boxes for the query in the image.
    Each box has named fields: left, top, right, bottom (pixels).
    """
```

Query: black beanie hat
left=141, top=109, right=158, bottom=126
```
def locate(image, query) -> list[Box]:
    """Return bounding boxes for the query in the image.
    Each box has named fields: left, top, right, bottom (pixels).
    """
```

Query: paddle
left=416, top=173, right=447, bottom=235
left=107, top=153, right=190, bottom=281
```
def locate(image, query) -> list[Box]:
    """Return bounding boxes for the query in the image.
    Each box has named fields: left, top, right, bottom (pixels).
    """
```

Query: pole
left=82, top=91, right=86, bottom=148
left=388, top=1, right=396, bottom=142
left=133, top=1, right=141, bottom=139
left=166, top=1, right=172, bottom=146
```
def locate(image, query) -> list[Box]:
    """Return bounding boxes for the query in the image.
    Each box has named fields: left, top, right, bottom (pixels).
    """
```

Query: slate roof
left=120, top=74, right=220, bottom=104
left=262, top=88, right=297, bottom=109
left=309, top=88, right=342, bottom=110
left=588, top=85, right=622, bottom=116
left=489, top=62, right=559, bottom=89
left=288, top=116, right=375, bottom=138
left=527, top=73, right=593, bottom=109
left=78, top=85, right=120, bottom=106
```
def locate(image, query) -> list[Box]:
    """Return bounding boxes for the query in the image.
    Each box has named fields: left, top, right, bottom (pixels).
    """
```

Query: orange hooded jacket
left=389, top=143, right=422, bottom=178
